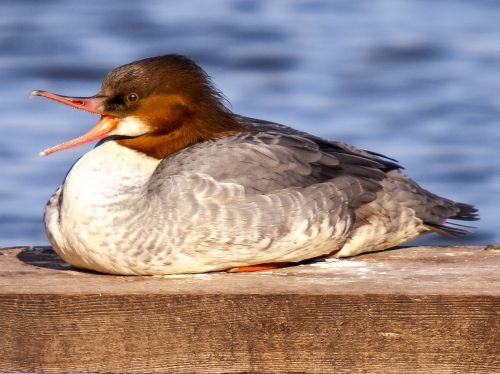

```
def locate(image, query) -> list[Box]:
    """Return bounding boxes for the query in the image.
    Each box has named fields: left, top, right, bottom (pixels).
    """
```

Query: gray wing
left=236, top=115, right=401, bottom=172
left=147, top=131, right=398, bottom=267
left=154, top=131, right=395, bottom=207
left=142, top=130, right=397, bottom=265
left=236, top=116, right=478, bottom=235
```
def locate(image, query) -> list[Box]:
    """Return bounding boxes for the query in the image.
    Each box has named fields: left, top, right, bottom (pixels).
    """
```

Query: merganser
left=31, top=54, right=478, bottom=275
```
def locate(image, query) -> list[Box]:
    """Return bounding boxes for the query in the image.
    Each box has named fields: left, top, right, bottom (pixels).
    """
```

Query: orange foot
left=227, top=262, right=290, bottom=273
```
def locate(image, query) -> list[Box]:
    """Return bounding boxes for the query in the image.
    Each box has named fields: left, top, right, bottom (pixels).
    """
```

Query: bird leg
left=226, top=262, right=290, bottom=273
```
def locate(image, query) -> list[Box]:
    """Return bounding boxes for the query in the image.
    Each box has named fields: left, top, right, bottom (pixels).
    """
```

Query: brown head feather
left=97, top=55, right=248, bottom=159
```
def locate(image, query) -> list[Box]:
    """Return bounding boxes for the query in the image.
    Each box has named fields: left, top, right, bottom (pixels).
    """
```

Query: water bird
left=31, top=54, right=478, bottom=275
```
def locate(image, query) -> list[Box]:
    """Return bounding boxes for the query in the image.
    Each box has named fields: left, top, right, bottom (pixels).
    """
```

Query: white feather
left=112, top=116, right=149, bottom=137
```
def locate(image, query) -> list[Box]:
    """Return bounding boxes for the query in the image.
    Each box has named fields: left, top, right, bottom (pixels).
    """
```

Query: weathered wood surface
left=0, top=245, right=498, bottom=373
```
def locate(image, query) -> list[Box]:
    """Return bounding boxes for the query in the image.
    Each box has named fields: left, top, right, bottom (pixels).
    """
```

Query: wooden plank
left=0, top=245, right=499, bottom=373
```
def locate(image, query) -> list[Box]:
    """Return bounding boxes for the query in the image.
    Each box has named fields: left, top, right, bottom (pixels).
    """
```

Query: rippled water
left=0, top=0, right=498, bottom=246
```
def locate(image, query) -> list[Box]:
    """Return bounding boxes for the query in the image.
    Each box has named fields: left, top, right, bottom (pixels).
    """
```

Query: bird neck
left=115, top=109, right=248, bottom=159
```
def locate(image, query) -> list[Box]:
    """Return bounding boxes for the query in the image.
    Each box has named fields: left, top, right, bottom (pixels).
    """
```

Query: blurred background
left=0, top=0, right=498, bottom=246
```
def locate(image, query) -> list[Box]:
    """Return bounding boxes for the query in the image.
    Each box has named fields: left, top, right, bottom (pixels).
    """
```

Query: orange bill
left=39, top=115, right=120, bottom=156
left=31, top=90, right=119, bottom=156
left=30, top=90, right=107, bottom=114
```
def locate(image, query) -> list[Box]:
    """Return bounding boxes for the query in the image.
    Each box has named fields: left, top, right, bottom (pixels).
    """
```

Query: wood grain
left=0, top=245, right=499, bottom=373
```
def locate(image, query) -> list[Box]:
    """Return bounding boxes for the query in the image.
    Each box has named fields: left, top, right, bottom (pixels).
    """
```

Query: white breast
left=64, top=140, right=159, bottom=201
left=45, top=141, right=161, bottom=274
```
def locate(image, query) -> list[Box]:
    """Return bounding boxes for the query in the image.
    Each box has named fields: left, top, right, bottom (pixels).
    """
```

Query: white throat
left=111, top=116, right=149, bottom=137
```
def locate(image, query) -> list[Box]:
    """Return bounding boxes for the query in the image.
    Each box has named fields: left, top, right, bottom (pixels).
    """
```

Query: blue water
left=0, top=0, right=498, bottom=246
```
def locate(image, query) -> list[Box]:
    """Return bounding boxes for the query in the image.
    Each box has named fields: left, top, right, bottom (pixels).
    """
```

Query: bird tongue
left=39, top=115, right=120, bottom=156
left=30, top=90, right=120, bottom=156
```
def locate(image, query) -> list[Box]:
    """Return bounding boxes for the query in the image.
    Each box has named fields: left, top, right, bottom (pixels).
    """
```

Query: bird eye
left=126, top=93, right=139, bottom=103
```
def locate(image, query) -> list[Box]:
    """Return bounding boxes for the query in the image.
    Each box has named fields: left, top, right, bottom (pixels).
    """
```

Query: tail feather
left=449, top=202, right=479, bottom=221
left=425, top=201, right=479, bottom=237
left=425, top=222, right=476, bottom=237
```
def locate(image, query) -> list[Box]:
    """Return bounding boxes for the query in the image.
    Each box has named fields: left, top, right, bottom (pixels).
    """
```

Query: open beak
left=30, top=90, right=120, bottom=156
